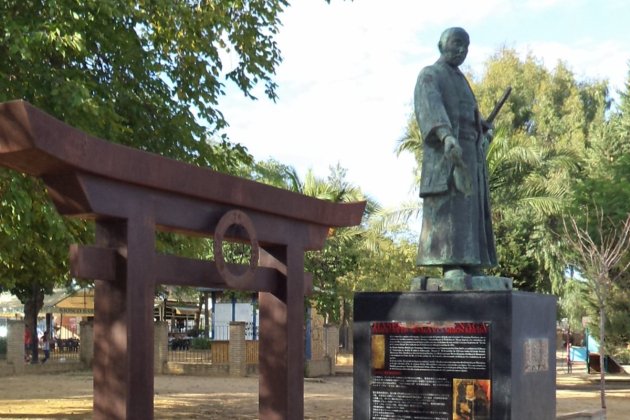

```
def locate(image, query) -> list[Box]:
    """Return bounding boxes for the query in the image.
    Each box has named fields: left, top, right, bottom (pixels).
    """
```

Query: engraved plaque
left=524, top=338, right=549, bottom=373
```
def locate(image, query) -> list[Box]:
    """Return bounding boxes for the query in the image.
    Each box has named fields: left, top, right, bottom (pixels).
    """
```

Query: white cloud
left=507, top=39, right=628, bottom=98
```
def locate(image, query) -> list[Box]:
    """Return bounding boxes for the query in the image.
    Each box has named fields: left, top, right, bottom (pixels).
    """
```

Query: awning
left=1, top=289, right=201, bottom=317
left=0, top=288, right=95, bottom=317
left=42, top=288, right=95, bottom=315
left=171, top=305, right=199, bottom=315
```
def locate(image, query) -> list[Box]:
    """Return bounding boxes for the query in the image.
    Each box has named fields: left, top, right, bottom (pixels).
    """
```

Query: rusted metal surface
left=70, top=245, right=314, bottom=295
left=213, top=210, right=260, bottom=288
left=0, top=100, right=366, bottom=420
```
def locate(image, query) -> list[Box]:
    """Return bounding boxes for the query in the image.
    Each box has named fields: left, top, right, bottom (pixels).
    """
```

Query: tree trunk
left=599, top=305, right=606, bottom=409
left=339, top=297, right=348, bottom=350
left=194, top=293, right=202, bottom=334
left=23, top=283, right=45, bottom=364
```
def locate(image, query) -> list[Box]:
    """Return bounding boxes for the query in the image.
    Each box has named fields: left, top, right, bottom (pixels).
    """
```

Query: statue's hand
left=445, top=135, right=471, bottom=195
left=444, top=135, right=463, bottom=166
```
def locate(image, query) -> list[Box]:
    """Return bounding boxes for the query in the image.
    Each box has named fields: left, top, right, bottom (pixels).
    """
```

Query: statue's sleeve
left=414, top=67, right=452, bottom=145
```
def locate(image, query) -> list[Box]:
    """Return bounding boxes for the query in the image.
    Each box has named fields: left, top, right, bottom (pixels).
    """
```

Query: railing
left=212, top=341, right=229, bottom=364
left=211, top=322, right=259, bottom=340
left=211, top=324, right=230, bottom=340
left=49, top=347, right=80, bottom=362
left=167, top=340, right=230, bottom=364
left=22, top=338, right=80, bottom=363
left=48, top=338, right=80, bottom=362
left=168, top=348, right=212, bottom=363
left=166, top=340, right=257, bottom=365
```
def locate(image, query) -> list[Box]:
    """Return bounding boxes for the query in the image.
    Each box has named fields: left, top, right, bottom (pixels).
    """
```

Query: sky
left=218, top=0, right=630, bottom=212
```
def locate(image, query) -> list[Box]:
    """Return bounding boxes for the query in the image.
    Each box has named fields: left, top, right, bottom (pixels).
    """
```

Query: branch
left=562, top=208, right=630, bottom=287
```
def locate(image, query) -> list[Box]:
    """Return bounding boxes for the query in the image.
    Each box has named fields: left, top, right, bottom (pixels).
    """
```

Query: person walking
left=41, top=330, right=50, bottom=363
left=23, top=327, right=32, bottom=363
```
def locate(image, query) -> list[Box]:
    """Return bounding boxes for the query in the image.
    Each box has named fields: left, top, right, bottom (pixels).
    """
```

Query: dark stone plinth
left=353, top=291, right=556, bottom=420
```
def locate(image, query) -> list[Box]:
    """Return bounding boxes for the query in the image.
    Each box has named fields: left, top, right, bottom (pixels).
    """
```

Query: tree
left=289, top=165, right=371, bottom=325
left=0, top=173, right=87, bottom=362
left=251, top=160, right=410, bottom=319
left=473, top=49, right=609, bottom=293
left=562, top=67, right=630, bottom=372
left=0, top=0, right=289, bottom=161
left=0, top=0, right=301, bottom=361
left=563, top=209, right=630, bottom=409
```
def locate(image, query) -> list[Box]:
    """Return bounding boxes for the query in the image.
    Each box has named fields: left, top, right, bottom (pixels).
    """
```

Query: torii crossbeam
left=0, top=100, right=365, bottom=419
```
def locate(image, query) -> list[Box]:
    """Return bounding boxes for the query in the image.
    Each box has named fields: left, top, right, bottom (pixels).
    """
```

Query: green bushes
left=613, top=347, right=630, bottom=364
left=190, top=337, right=211, bottom=350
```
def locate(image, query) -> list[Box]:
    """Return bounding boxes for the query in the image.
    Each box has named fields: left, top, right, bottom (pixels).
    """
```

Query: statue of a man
left=414, top=27, right=497, bottom=279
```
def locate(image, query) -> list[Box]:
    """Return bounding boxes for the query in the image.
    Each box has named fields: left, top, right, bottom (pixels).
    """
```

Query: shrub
left=190, top=337, right=211, bottom=350
left=613, top=347, right=630, bottom=364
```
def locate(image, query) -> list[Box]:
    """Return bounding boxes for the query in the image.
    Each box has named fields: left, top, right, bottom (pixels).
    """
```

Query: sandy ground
left=0, top=369, right=628, bottom=419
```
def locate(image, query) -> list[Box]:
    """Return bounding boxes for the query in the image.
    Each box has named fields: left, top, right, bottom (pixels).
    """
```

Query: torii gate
left=0, top=101, right=365, bottom=419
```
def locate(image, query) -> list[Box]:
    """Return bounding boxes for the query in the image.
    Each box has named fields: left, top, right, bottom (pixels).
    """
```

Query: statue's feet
left=443, top=267, right=465, bottom=279
left=464, top=267, right=484, bottom=276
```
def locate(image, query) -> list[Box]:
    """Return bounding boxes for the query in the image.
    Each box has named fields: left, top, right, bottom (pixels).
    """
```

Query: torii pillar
left=0, top=100, right=365, bottom=419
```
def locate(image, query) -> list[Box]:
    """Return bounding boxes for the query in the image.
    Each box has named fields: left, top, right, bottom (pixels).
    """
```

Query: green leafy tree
left=297, top=165, right=371, bottom=325
left=473, top=49, right=609, bottom=293
left=0, top=0, right=306, bottom=360
left=0, top=173, right=87, bottom=361
left=565, top=66, right=630, bottom=364
left=0, top=0, right=289, bottom=161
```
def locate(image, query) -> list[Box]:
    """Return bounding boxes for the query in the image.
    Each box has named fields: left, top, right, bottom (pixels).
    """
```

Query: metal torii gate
left=0, top=101, right=365, bottom=419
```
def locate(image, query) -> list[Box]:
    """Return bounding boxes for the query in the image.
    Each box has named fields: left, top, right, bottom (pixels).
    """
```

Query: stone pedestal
left=353, top=291, right=556, bottom=420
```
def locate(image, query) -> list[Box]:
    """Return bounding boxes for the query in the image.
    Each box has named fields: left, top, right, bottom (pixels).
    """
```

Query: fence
left=167, top=341, right=232, bottom=364
left=161, top=323, right=259, bottom=377
left=168, top=348, right=212, bottom=363
left=211, top=322, right=258, bottom=340
left=246, top=340, right=258, bottom=364
left=21, top=337, right=80, bottom=364
left=48, top=338, right=80, bottom=362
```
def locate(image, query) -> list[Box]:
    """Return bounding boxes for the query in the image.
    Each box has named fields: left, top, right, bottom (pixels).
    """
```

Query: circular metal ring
left=213, top=210, right=259, bottom=288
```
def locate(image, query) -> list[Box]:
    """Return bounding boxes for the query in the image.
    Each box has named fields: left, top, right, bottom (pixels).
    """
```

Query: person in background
left=41, top=330, right=50, bottom=363
left=23, top=327, right=32, bottom=363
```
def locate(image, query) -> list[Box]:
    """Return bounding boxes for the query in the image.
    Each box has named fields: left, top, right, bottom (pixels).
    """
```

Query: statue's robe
left=414, top=58, right=497, bottom=269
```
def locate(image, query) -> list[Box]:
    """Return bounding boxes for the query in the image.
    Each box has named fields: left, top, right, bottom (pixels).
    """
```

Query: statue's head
left=438, top=27, right=469, bottom=67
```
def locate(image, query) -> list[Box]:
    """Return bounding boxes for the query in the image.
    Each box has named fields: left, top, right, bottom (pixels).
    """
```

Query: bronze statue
left=414, top=27, right=497, bottom=279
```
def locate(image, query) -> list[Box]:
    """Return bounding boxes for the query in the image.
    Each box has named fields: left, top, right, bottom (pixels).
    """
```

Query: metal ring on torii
left=213, top=210, right=260, bottom=288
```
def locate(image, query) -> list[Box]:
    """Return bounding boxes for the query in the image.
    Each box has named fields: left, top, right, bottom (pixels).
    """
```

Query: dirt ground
left=0, top=369, right=628, bottom=419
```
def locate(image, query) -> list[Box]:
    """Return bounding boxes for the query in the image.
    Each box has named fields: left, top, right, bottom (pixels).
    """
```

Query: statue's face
left=441, top=31, right=469, bottom=67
